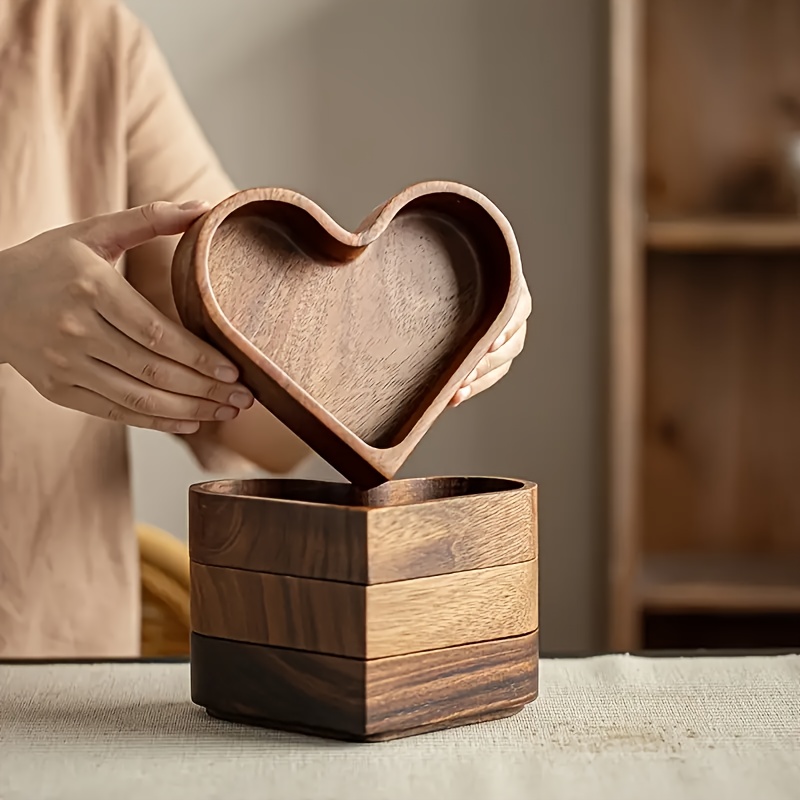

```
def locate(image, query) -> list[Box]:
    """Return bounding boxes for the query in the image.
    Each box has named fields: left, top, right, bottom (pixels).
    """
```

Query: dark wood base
left=204, top=703, right=528, bottom=743
left=191, top=630, right=538, bottom=742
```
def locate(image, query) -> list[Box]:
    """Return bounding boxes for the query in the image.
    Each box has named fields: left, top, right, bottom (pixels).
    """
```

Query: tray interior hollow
left=206, top=195, right=512, bottom=449
left=195, top=476, right=526, bottom=509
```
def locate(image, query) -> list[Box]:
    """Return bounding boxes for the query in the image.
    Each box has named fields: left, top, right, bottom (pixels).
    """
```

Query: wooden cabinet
left=609, top=0, right=800, bottom=651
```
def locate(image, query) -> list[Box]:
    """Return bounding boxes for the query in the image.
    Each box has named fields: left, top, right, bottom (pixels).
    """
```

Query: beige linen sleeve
left=120, top=4, right=234, bottom=318
left=118, top=7, right=309, bottom=474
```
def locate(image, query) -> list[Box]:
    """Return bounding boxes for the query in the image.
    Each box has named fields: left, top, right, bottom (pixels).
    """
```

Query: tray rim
left=188, top=474, right=537, bottom=512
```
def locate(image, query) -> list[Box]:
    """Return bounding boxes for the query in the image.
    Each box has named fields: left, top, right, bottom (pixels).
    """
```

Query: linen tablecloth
left=2, top=654, right=799, bottom=800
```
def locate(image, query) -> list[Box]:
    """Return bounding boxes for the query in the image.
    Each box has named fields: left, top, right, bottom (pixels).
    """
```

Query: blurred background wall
left=124, top=0, right=609, bottom=654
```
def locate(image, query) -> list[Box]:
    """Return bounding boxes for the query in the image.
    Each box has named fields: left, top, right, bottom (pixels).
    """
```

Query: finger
left=75, top=201, right=210, bottom=263
left=76, top=358, right=242, bottom=422
left=88, top=317, right=254, bottom=410
left=463, top=322, right=526, bottom=385
left=94, top=272, right=241, bottom=383
left=57, top=386, right=202, bottom=434
left=451, top=361, right=512, bottom=407
left=489, top=287, right=532, bottom=353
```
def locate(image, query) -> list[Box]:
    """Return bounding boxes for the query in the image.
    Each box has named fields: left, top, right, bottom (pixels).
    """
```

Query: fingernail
left=175, top=421, right=200, bottom=434
left=179, top=200, right=210, bottom=211
left=215, top=406, right=239, bottom=421
left=229, top=391, right=253, bottom=409
left=215, top=365, right=239, bottom=382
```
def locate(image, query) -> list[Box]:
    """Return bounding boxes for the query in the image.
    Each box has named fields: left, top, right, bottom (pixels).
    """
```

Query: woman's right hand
left=0, top=201, right=254, bottom=433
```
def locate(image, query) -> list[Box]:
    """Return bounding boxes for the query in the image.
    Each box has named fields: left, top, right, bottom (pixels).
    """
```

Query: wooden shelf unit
left=608, top=0, right=800, bottom=652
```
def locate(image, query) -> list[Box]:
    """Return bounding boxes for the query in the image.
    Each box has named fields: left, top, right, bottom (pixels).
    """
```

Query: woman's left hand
left=449, top=282, right=532, bottom=407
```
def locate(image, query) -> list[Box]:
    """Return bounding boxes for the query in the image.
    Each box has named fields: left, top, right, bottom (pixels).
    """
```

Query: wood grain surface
left=609, top=0, right=800, bottom=653
left=645, top=0, right=800, bottom=217
left=366, top=484, right=536, bottom=582
left=190, top=560, right=537, bottom=659
left=643, top=253, right=800, bottom=556
left=190, top=630, right=539, bottom=742
left=188, top=477, right=536, bottom=583
left=608, top=0, right=647, bottom=652
left=172, top=182, right=525, bottom=486
left=646, top=218, right=800, bottom=252
left=640, top=553, right=800, bottom=613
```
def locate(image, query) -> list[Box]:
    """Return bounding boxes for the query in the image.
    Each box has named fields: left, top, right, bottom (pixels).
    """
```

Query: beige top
left=0, top=0, right=234, bottom=657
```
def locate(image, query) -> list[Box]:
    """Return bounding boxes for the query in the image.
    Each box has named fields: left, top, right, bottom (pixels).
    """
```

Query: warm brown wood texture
left=191, top=560, right=537, bottom=659
left=643, top=254, right=800, bottom=556
left=172, top=182, right=525, bottom=486
left=190, top=631, right=538, bottom=742
left=188, top=476, right=537, bottom=584
left=640, top=553, right=800, bottom=613
left=646, top=0, right=800, bottom=218
left=647, top=219, right=800, bottom=252
left=609, top=0, right=646, bottom=653
left=609, top=0, right=800, bottom=652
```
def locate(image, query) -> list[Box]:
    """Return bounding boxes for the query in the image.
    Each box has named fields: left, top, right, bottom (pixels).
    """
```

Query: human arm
left=118, top=6, right=310, bottom=474
left=0, top=201, right=256, bottom=432
left=127, top=228, right=311, bottom=474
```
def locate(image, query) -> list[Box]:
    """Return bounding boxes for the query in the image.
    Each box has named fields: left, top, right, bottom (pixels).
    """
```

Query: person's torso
left=0, top=0, right=139, bottom=657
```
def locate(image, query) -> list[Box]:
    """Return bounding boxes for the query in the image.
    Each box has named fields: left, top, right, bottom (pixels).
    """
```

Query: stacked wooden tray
left=188, top=476, right=538, bottom=741
left=172, top=181, right=538, bottom=741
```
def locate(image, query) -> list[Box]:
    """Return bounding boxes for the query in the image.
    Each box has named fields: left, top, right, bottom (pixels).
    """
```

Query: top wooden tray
left=172, top=180, right=523, bottom=486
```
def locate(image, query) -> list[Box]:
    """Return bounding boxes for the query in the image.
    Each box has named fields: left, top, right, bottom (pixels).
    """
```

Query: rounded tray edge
left=188, top=475, right=537, bottom=510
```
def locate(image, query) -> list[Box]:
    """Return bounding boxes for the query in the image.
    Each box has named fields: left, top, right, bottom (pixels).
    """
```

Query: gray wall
left=126, top=0, right=608, bottom=654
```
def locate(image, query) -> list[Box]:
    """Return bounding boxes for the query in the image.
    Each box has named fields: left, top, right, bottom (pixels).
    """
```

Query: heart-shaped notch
left=172, top=180, right=524, bottom=487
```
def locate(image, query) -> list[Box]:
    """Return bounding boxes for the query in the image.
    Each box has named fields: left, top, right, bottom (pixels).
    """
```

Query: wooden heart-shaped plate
left=172, top=180, right=524, bottom=486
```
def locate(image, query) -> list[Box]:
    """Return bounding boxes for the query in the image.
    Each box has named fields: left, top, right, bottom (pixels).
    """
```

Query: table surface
left=2, top=653, right=799, bottom=800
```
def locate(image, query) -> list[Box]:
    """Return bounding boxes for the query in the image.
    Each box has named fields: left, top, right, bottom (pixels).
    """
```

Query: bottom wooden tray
left=191, top=630, right=539, bottom=742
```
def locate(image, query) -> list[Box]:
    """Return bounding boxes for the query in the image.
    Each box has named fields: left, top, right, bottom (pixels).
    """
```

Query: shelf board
left=638, top=554, right=800, bottom=613
left=646, top=218, right=800, bottom=252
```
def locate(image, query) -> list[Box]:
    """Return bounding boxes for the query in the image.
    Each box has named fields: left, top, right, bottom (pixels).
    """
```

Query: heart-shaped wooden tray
left=172, top=180, right=523, bottom=486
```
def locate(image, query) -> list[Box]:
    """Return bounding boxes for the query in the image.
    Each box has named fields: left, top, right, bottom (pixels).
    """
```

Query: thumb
left=74, top=200, right=210, bottom=262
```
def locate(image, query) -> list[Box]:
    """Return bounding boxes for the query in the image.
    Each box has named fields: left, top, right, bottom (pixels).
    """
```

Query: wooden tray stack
left=172, top=182, right=538, bottom=741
